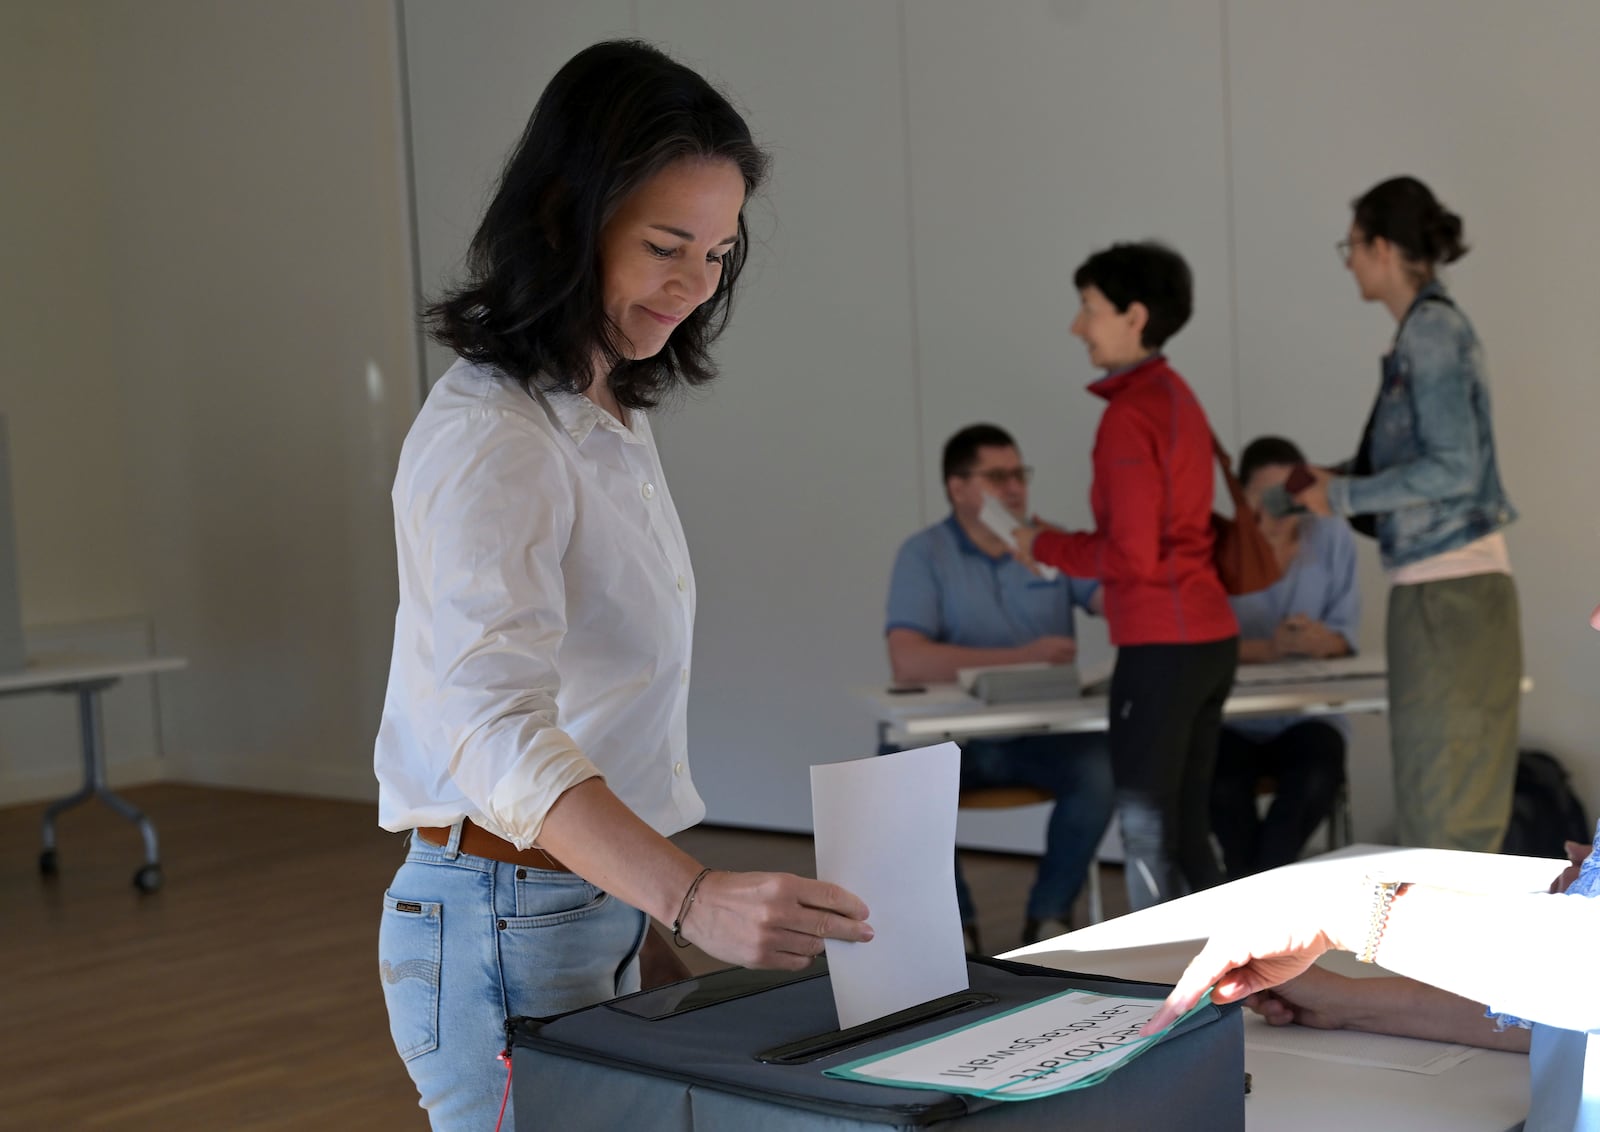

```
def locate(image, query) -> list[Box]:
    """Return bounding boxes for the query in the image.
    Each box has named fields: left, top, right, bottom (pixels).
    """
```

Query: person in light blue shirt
left=886, top=424, right=1114, bottom=951
left=1210, top=436, right=1361, bottom=878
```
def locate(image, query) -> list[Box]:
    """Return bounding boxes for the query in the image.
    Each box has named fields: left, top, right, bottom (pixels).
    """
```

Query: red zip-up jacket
left=1033, top=355, right=1237, bottom=647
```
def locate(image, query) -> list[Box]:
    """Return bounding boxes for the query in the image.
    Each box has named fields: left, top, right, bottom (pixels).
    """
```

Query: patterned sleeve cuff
left=1485, top=1005, right=1534, bottom=1031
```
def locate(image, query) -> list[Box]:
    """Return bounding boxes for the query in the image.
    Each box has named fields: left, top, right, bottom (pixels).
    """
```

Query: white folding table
left=0, top=653, right=187, bottom=892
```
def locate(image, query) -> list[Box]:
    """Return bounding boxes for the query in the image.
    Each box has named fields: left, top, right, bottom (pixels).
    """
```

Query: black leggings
left=1108, top=637, right=1238, bottom=910
left=1210, top=720, right=1346, bottom=878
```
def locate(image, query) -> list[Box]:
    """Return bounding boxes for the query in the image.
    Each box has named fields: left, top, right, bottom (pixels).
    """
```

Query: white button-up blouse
left=375, top=358, right=705, bottom=849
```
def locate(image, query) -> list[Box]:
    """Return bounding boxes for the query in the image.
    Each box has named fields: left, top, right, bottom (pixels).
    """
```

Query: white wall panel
left=635, top=1, right=923, bottom=829
left=1228, top=0, right=1600, bottom=833
left=402, top=0, right=638, bottom=386
left=86, top=0, right=420, bottom=797
left=903, top=0, right=1236, bottom=850
left=399, top=0, right=1600, bottom=854
left=904, top=0, right=1237, bottom=543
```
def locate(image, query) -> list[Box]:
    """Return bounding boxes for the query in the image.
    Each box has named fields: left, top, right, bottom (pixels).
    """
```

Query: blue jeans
left=955, top=733, right=1114, bottom=923
left=378, top=826, right=648, bottom=1132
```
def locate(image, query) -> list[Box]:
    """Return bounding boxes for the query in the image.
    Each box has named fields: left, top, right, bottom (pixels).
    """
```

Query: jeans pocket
left=513, top=870, right=609, bottom=919
left=506, top=883, right=609, bottom=927
left=497, top=886, right=640, bottom=1021
left=379, top=892, right=442, bottom=1062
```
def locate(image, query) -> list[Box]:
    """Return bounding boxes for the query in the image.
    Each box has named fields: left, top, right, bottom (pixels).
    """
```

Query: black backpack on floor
left=1501, top=749, right=1591, bottom=858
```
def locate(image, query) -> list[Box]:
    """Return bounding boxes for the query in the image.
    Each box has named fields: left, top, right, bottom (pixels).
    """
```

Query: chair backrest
left=957, top=785, right=1054, bottom=809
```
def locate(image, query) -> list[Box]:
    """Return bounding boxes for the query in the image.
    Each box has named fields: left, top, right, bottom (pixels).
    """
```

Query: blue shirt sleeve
left=1067, top=575, right=1100, bottom=618
left=1316, top=519, right=1362, bottom=650
left=886, top=535, right=942, bottom=639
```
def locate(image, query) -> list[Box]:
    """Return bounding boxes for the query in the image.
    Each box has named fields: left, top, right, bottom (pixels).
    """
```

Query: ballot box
left=511, top=956, right=1244, bottom=1130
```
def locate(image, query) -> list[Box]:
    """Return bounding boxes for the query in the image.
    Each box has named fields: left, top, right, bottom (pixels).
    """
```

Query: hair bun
left=1426, top=205, right=1468, bottom=264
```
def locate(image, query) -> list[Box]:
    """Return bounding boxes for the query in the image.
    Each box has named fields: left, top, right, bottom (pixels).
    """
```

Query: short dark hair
left=942, top=424, right=1017, bottom=482
left=1073, top=242, right=1193, bottom=349
left=425, top=40, right=770, bottom=410
left=1239, top=435, right=1307, bottom=485
left=1352, top=176, right=1467, bottom=269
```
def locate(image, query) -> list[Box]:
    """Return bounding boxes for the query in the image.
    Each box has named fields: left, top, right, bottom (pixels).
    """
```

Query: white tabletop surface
left=1003, top=844, right=1560, bottom=1131
left=0, top=653, right=188, bottom=694
left=864, top=677, right=1391, bottom=744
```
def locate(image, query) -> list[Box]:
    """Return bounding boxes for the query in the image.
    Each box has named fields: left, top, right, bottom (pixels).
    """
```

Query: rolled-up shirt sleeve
left=405, top=410, right=601, bottom=849
left=1377, top=886, right=1600, bottom=1035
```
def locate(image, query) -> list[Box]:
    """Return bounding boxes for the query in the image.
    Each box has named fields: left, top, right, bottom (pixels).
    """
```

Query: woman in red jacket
left=1017, top=242, right=1238, bottom=911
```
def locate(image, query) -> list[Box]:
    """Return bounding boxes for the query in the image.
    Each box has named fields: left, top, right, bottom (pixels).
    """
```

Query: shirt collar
left=541, top=388, right=642, bottom=447
left=1406, top=279, right=1448, bottom=315
left=944, top=513, right=1008, bottom=563
left=1087, top=352, right=1166, bottom=401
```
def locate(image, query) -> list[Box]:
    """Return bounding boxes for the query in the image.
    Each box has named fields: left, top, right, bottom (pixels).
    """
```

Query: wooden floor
left=1, top=785, right=1126, bottom=1129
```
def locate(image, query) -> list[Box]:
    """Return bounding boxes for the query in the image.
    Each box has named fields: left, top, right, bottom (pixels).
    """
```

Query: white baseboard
left=174, top=757, right=378, bottom=804
left=0, top=755, right=170, bottom=808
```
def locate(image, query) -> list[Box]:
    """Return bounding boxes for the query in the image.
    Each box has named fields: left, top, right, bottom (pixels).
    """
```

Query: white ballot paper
left=811, top=743, right=967, bottom=1029
left=977, top=495, right=1058, bottom=580
left=827, top=989, right=1192, bottom=1099
left=1242, top=1012, right=1478, bottom=1075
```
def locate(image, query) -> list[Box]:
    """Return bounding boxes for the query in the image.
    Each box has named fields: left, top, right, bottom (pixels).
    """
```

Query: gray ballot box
left=512, top=956, right=1244, bottom=1131
left=0, top=416, right=24, bottom=672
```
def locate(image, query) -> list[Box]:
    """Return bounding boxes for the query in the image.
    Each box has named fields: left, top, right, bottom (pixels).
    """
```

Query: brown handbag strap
left=1211, top=432, right=1250, bottom=509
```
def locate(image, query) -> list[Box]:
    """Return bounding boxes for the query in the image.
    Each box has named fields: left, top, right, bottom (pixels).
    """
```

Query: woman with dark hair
left=374, top=41, right=871, bottom=1129
left=1294, top=176, right=1520, bottom=853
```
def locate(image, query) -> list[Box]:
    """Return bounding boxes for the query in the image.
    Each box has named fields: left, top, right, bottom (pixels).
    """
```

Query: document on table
left=1243, top=1013, right=1478, bottom=1074
left=1230, top=653, right=1387, bottom=686
left=811, top=742, right=967, bottom=1029
left=827, top=988, right=1204, bottom=1099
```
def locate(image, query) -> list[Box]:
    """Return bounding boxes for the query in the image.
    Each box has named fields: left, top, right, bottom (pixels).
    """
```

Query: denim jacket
left=1327, top=282, right=1516, bottom=569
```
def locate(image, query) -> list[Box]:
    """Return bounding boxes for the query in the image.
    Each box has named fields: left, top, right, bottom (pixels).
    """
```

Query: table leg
left=38, top=679, right=162, bottom=892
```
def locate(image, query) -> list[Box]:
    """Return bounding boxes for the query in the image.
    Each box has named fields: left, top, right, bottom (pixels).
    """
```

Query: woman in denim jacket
left=1294, top=176, right=1520, bottom=853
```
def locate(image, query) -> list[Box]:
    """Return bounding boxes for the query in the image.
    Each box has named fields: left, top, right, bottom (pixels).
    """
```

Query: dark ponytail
left=1352, top=176, right=1468, bottom=269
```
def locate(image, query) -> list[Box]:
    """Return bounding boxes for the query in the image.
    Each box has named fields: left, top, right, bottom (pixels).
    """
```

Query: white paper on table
left=811, top=742, right=967, bottom=1029
left=976, top=496, right=1058, bottom=580
left=828, top=989, right=1169, bottom=1098
left=1243, top=1012, right=1479, bottom=1074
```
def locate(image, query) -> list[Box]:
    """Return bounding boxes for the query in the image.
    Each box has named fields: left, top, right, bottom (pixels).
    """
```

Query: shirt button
left=676, top=574, right=687, bottom=592
left=641, top=482, right=655, bottom=500
left=681, top=669, right=688, bottom=686
left=673, top=762, right=684, bottom=777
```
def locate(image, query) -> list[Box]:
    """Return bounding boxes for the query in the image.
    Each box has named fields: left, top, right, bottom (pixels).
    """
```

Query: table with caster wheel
left=0, top=654, right=187, bottom=892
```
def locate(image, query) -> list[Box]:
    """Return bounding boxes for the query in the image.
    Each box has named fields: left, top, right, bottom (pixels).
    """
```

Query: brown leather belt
left=415, top=819, right=569, bottom=873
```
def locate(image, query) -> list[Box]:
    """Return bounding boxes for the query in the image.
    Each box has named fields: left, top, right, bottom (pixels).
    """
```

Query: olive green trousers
left=1387, top=572, right=1522, bottom=851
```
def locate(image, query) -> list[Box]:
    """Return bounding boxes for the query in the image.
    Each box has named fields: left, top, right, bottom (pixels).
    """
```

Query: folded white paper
left=811, top=743, right=968, bottom=1029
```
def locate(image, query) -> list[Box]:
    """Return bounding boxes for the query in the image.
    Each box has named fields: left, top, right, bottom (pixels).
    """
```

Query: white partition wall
left=635, top=2, right=925, bottom=827
left=1226, top=1, right=1600, bottom=836
left=401, top=1, right=1600, bottom=851
left=401, top=0, right=638, bottom=387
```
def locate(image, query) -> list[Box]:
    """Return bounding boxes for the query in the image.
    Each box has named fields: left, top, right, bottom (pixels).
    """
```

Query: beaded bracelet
left=1358, top=879, right=1408, bottom=964
left=671, top=866, right=715, bottom=949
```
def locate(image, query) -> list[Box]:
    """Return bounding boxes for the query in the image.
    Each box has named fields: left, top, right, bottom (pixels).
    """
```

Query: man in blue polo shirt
left=886, top=424, right=1114, bottom=952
